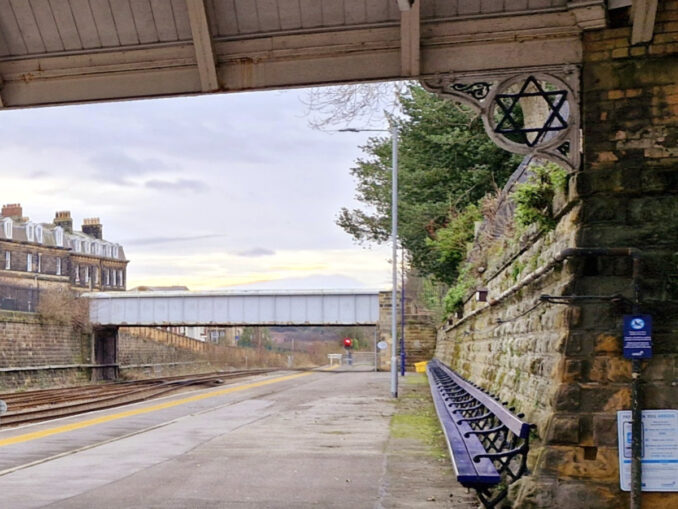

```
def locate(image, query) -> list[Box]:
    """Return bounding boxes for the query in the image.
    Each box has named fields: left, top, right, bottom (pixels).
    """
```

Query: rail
left=427, top=359, right=533, bottom=508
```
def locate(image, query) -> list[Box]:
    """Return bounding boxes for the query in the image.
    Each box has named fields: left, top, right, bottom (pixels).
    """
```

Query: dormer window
left=71, top=238, right=81, bottom=252
left=3, top=218, right=13, bottom=239
left=26, top=223, right=35, bottom=242
left=112, top=245, right=119, bottom=259
left=83, top=241, right=90, bottom=254
left=36, top=225, right=44, bottom=244
left=105, top=244, right=112, bottom=258
left=54, top=227, right=64, bottom=247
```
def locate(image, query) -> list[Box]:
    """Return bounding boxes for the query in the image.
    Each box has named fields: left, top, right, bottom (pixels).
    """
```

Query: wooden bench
left=426, top=359, right=533, bottom=508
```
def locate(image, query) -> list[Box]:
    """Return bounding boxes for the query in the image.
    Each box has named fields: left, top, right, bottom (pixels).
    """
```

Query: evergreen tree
left=337, top=84, right=519, bottom=284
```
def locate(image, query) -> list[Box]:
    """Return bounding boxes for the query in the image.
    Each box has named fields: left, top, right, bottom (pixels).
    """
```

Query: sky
left=0, top=88, right=393, bottom=291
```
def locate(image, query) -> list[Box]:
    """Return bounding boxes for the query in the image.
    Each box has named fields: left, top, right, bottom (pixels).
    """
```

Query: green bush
left=513, top=162, right=567, bottom=232
left=443, top=265, right=475, bottom=314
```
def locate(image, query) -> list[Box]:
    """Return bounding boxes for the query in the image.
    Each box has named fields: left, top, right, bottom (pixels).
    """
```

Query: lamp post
left=339, top=125, right=399, bottom=398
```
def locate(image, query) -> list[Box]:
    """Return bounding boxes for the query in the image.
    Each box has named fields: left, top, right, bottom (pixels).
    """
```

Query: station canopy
left=0, top=1, right=608, bottom=109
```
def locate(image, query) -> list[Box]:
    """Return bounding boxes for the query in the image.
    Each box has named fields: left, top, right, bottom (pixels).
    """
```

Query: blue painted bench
left=426, top=359, right=533, bottom=508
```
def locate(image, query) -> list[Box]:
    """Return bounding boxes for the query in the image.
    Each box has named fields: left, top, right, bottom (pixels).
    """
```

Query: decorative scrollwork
left=557, top=141, right=571, bottom=157
left=421, top=68, right=581, bottom=171
left=451, top=82, right=492, bottom=100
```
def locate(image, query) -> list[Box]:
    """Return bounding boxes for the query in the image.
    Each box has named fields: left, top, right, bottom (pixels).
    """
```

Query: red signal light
left=343, top=337, right=353, bottom=348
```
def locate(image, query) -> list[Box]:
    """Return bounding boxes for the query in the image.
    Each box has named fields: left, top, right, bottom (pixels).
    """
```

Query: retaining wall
left=435, top=4, right=678, bottom=508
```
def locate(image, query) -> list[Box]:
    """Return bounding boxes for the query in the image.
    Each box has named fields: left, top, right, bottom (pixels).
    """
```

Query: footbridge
left=85, top=289, right=383, bottom=380
left=87, top=289, right=380, bottom=326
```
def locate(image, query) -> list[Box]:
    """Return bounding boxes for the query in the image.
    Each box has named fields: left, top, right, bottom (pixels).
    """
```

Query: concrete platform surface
left=0, top=371, right=474, bottom=508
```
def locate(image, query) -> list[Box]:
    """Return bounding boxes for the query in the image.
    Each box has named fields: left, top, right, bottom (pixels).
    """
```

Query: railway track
left=0, top=369, right=275, bottom=428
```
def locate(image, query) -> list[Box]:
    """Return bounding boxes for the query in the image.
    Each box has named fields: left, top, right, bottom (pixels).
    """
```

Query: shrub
left=38, top=287, right=91, bottom=332
left=513, top=162, right=568, bottom=232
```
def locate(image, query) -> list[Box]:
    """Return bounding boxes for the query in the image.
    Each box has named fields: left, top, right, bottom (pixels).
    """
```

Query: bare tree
left=301, top=81, right=411, bottom=129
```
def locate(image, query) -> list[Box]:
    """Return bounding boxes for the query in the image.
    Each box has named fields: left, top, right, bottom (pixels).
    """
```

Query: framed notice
left=617, top=410, right=678, bottom=492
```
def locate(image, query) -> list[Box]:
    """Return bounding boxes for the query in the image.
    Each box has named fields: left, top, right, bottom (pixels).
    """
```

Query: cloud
left=88, top=151, right=170, bottom=185
left=123, top=234, right=227, bottom=246
left=28, top=170, right=50, bottom=179
left=233, top=247, right=276, bottom=257
left=144, top=178, right=209, bottom=193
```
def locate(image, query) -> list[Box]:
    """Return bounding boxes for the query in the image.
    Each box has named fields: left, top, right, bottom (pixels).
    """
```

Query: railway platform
left=0, top=370, right=472, bottom=508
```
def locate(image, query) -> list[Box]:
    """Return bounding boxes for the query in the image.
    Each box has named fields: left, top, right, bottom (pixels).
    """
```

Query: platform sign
left=618, top=410, right=678, bottom=492
left=623, top=314, right=652, bottom=359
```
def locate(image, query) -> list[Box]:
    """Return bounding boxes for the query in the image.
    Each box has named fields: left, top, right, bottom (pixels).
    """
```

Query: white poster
left=617, top=410, right=678, bottom=492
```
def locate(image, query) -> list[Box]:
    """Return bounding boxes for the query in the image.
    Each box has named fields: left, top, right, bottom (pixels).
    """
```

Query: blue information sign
left=623, top=314, right=652, bottom=359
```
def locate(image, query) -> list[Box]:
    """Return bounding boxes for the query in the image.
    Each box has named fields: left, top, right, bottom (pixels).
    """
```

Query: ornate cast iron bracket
left=422, top=67, right=580, bottom=171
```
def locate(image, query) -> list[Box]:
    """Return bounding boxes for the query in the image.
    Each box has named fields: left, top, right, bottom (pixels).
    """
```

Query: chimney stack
left=82, top=217, right=103, bottom=239
left=1, top=203, right=23, bottom=220
left=54, top=211, right=73, bottom=233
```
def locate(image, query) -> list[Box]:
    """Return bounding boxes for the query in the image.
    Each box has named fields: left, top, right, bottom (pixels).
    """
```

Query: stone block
left=563, top=359, right=584, bottom=383
left=606, top=357, right=632, bottom=382
left=546, top=415, right=580, bottom=444
left=594, top=333, right=621, bottom=354
left=553, top=384, right=580, bottom=411
left=589, top=357, right=608, bottom=382
left=553, top=481, right=626, bottom=509
left=643, top=355, right=678, bottom=382
left=593, top=414, right=618, bottom=446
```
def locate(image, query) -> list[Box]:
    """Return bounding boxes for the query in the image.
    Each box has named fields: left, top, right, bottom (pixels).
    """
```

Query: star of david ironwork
left=493, top=76, right=569, bottom=147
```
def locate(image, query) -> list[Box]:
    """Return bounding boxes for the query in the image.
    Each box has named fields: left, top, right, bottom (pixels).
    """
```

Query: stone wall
left=117, top=328, right=212, bottom=379
left=0, top=310, right=90, bottom=390
left=377, top=291, right=438, bottom=371
left=435, top=3, right=678, bottom=508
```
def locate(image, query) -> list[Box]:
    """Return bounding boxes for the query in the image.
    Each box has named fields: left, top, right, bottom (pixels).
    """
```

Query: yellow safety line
left=0, top=371, right=312, bottom=448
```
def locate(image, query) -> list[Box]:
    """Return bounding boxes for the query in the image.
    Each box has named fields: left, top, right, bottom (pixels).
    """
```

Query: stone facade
left=435, top=3, right=678, bottom=508
left=0, top=206, right=128, bottom=296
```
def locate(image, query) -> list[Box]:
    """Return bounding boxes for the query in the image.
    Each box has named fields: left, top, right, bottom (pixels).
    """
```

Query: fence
left=0, top=284, right=41, bottom=313
left=120, top=326, right=316, bottom=369
left=121, top=327, right=211, bottom=354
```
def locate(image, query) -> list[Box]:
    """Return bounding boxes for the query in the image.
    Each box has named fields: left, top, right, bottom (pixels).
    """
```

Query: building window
left=36, top=225, right=43, bottom=244
left=56, top=258, right=62, bottom=276
left=55, top=227, right=64, bottom=247
left=75, top=265, right=80, bottom=283
left=105, top=244, right=112, bottom=258
left=118, top=270, right=123, bottom=287
left=4, top=251, right=10, bottom=270
left=2, top=219, right=12, bottom=239
left=105, top=269, right=110, bottom=286
left=26, top=223, right=35, bottom=242
left=94, top=267, right=99, bottom=285
left=85, top=266, right=90, bottom=284
left=112, top=269, right=117, bottom=287
left=37, top=253, right=41, bottom=273
left=112, top=245, right=119, bottom=259
left=26, top=254, right=32, bottom=272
